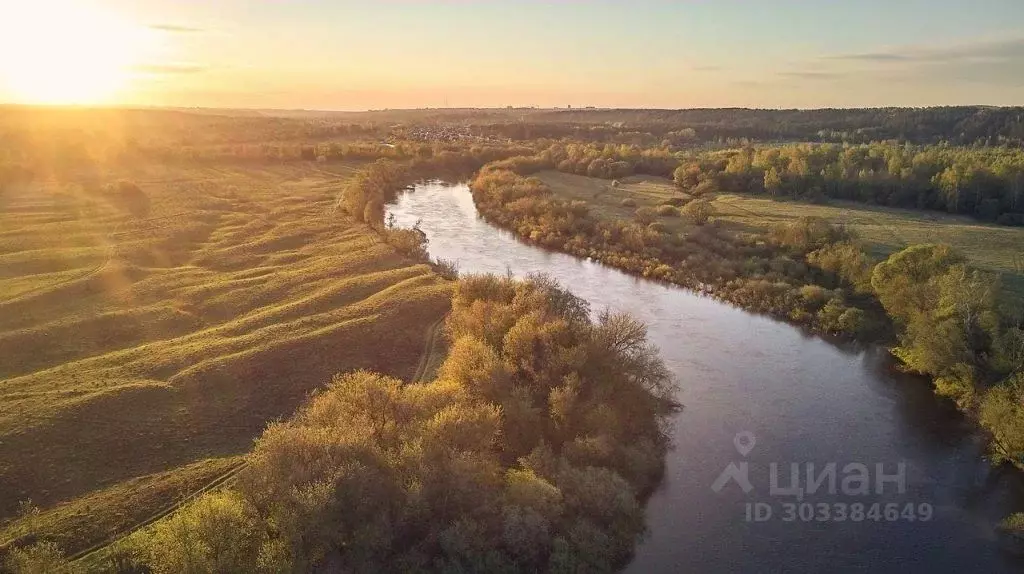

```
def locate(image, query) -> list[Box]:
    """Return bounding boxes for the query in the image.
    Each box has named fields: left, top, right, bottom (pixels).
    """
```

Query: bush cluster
left=101, top=275, right=675, bottom=573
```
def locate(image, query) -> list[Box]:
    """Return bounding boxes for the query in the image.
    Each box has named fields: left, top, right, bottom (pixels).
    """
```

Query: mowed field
left=0, top=162, right=452, bottom=554
left=536, top=170, right=1024, bottom=302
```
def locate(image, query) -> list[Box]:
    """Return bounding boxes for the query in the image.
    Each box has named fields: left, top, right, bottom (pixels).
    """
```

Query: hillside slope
left=0, top=163, right=451, bottom=552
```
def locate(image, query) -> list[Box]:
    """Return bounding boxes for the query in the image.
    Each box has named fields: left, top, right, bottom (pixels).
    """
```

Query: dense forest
left=508, top=107, right=1024, bottom=146
left=246, top=106, right=1024, bottom=147
left=680, top=144, right=1024, bottom=224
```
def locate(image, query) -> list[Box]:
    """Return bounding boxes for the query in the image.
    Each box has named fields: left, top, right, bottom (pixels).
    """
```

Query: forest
left=505, top=106, right=1024, bottom=146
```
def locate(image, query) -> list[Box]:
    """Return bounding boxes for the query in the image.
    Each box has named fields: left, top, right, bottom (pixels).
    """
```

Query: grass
left=0, top=456, right=243, bottom=555
left=0, top=161, right=453, bottom=555
left=536, top=170, right=1024, bottom=303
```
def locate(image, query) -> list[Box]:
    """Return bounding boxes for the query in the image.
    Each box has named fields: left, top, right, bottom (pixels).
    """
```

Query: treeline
left=469, top=154, right=1024, bottom=469
left=0, top=107, right=389, bottom=175
left=675, top=144, right=1024, bottom=225
left=871, top=245, right=1024, bottom=466
left=483, top=141, right=1024, bottom=225
left=471, top=162, right=885, bottom=339
left=307, top=106, right=1024, bottom=147
left=7, top=274, right=676, bottom=573
left=0, top=129, right=541, bottom=183
left=517, top=107, right=1024, bottom=147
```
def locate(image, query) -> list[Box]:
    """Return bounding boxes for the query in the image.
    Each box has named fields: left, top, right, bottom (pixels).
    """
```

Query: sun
left=0, top=1, right=153, bottom=105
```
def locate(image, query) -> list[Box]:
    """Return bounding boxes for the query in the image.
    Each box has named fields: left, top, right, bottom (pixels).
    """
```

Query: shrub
left=1000, top=512, right=1024, bottom=540
left=690, top=180, right=717, bottom=197
left=807, top=242, right=874, bottom=293
left=432, top=257, right=459, bottom=280
left=816, top=298, right=847, bottom=332
left=980, top=382, right=1024, bottom=464
left=798, top=284, right=829, bottom=308
left=771, top=217, right=848, bottom=252
left=2, top=542, right=80, bottom=574
left=343, top=160, right=410, bottom=222
left=655, top=205, right=679, bottom=217
left=682, top=198, right=714, bottom=226
left=620, top=198, right=637, bottom=208
left=837, top=307, right=866, bottom=336
left=105, top=180, right=150, bottom=216
left=383, top=225, right=429, bottom=261
left=127, top=490, right=284, bottom=574
left=634, top=207, right=657, bottom=225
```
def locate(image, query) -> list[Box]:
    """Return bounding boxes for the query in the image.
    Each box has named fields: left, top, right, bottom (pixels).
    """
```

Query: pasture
left=536, top=170, right=1024, bottom=302
left=0, top=162, right=452, bottom=553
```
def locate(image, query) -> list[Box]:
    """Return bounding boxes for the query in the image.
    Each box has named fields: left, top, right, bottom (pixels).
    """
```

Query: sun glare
left=0, top=2, right=154, bottom=105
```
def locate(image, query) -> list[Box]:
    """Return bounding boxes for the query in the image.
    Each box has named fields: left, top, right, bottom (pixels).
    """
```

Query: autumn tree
left=682, top=198, right=714, bottom=226
left=764, top=167, right=783, bottom=197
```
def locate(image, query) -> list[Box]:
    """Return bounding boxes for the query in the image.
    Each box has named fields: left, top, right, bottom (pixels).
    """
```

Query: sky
left=1, top=0, right=1023, bottom=109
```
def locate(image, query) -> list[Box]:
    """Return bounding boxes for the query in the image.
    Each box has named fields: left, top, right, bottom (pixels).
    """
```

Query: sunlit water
left=387, top=182, right=1024, bottom=573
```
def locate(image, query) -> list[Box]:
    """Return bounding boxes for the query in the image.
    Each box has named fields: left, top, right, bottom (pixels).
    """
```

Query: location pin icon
left=734, top=431, right=756, bottom=457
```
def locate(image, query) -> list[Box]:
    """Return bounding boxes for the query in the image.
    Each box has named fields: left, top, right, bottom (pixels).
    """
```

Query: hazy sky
left=3, top=0, right=1024, bottom=109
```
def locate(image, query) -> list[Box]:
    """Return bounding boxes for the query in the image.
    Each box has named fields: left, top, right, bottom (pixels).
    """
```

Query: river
left=386, top=181, right=1024, bottom=573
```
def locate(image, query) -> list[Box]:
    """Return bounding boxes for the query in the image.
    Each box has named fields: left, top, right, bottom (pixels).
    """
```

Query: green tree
left=129, top=490, right=282, bottom=574
left=2, top=542, right=81, bottom=574
left=980, top=378, right=1024, bottom=464
left=870, top=244, right=963, bottom=326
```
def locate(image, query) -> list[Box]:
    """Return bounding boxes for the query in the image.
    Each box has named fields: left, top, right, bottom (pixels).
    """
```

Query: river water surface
left=387, top=182, right=1024, bottom=573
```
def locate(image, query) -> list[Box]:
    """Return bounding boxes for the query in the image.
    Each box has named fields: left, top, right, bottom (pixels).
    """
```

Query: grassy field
left=0, top=162, right=453, bottom=554
left=536, top=170, right=1024, bottom=302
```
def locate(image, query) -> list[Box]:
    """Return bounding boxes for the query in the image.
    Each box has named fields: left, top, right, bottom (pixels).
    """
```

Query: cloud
left=826, top=37, right=1024, bottom=65
left=135, top=63, right=208, bottom=75
left=777, top=71, right=841, bottom=80
left=149, top=24, right=202, bottom=33
left=827, top=52, right=909, bottom=62
left=804, top=36, right=1024, bottom=89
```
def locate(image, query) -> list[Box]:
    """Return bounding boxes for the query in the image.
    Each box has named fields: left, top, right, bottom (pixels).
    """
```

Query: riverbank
left=471, top=161, right=889, bottom=342
left=386, top=181, right=1024, bottom=572
left=534, top=169, right=1024, bottom=305
left=468, top=158, right=1024, bottom=476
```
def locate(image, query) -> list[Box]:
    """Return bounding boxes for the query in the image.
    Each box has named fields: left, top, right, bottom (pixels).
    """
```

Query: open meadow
left=0, top=161, right=452, bottom=554
left=536, top=170, right=1024, bottom=303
